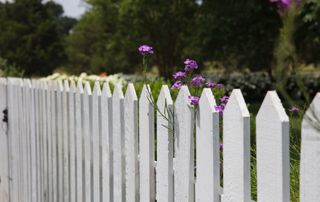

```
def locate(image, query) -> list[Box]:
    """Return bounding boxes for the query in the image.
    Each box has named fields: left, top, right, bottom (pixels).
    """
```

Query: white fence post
left=222, top=89, right=250, bottom=202
left=46, top=80, right=53, bottom=202
left=256, top=91, right=290, bottom=202
left=56, top=80, right=64, bottom=202
left=112, top=84, right=125, bottom=202
left=139, top=85, right=155, bottom=202
left=92, top=81, right=101, bottom=202
left=75, top=80, right=84, bottom=202
left=196, top=88, right=220, bottom=202
left=174, top=85, right=194, bottom=202
left=101, top=82, right=112, bottom=202
left=124, top=83, right=139, bottom=202
left=0, top=78, right=9, bottom=202
left=300, top=93, right=320, bottom=201
left=69, top=80, right=76, bottom=202
left=156, top=85, right=174, bottom=202
left=51, top=81, right=59, bottom=202
left=83, top=81, right=92, bottom=202
left=62, top=81, right=70, bottom=202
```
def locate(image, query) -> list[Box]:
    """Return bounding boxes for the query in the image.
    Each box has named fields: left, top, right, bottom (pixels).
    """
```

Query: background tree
left=0, top=0, right=76, bottom=76
left=66, top=0, right=198, bottom=78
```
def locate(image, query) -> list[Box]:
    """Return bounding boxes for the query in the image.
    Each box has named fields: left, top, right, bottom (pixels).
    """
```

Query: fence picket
left=69, top=80, right=76, bottom=202
left=51, top=81, right=58, bottom=202
left=139, top=85, right=155, bottom=202
left=92, top=81, right=101, bottom=202
left=3, top=77, right=320, bottom=202
left=222, top=89, right=250, bottom=202
left=83, top=81, right=92, bottom=202
left=174, top=86, right=194, bottom=202
left=0, top=78, right=9, bottom=202
left=256, top=91, right=290, bottom=202
left=18, top=80, right=25, bottom=202
left=62, top=80, right=70, bottom=202
left=300, top=93, right=320, bottom=201
left=10, top=79, right=20, bottom=202
left=196, top=88, right=220, bottom=202
left=124, top=83, right=139, bottom=202
left=75, top=80, right=84, bottom=202
left=56, top=81, right=64, bottom=202
left=46, top=81, right=53, bottom=202
left=156, top=85, right=174, bottom=202
left=112, top=84, right=125, bottom=202
left=101, top=82, right=112, bottom=202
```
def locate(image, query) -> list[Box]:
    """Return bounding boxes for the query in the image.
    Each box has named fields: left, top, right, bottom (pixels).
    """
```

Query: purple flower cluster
left=138, top=45, right=154, bottom=55
left=170, top=58, right=228, bottom=107
left=184, top=59, right=198, bottom=71
left=214, top=95, right=229, bottom=114
left=171, top=81, right=182, bottom=89
left=173, top=71, right=186, bottom=80
left=191, top=75, right=205, bottom=86
left=188, top=96, right=200, bottom=105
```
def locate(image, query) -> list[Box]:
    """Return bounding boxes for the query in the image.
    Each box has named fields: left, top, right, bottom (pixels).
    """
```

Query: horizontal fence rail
left=0, top=77, right=319, bottom=202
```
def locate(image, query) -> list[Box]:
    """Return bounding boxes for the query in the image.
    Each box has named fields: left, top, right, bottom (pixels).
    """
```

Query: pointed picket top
left=93, top=81, right=101, bottom=96
left=157, top=85, right=173, bottom=111
left=63, top=80, right=70, bottom=92
left=69, top=80, right=76, bottom=93
left=302, top=93, right=320, bottom=130
left=175, top=85, right=191, bottom=108
left=125, top=83, right=138, bottom=102
left=300, top=93, right=320, bottom=202
left=139, top=84, right=153, bottom=106
left=58, top=80, right=64, bottom=92
left=256, top=91, right=290, bottom=202
left=222, top=89, right=251, bottom=202
left=199, top=88, right=216, bottom=110
left=113, top=83, right=124, bottom=99
left=224, top=89, right=249, bottom=117
left=76, top=80, right=84, bottom=94
left=84, top=81, right=92, bottom=95
left=102, top=82, right=112, bottom=98
left=257, top=91, right=288, bottom=122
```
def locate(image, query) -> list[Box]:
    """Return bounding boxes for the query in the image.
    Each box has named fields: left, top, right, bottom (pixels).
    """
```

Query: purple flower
left=188, top=96, right=200, bottom=105
left=216, top=83, right=224, bottom=89
left=184, top=59, right=198, bottom=71
left=220, top=96, right=229, bottom=103
left=138, top=45, right=154, bottom=55
left=289, top=106, right=299, bottom=113
left=214, top=104, right=225, bottom=114
left=171, top=81, right=182, bottom=90
left=219, top=143, right=223, bottom=150
left=173, top=71, right=187, bottom=80
left=206, top=82, right=217, bottom=88
left=191, top=75, right=205, bottom=86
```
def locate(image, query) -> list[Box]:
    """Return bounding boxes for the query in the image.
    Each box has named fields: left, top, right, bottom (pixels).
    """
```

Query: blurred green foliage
left=0, top=0, right=77, bottom=76
left=0, top=0, right=319, bottom=79
left=66, top=0, right=320, bottom=78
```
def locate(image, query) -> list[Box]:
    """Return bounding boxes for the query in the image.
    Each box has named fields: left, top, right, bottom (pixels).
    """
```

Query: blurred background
left=0, top=0, right=319, bottom=103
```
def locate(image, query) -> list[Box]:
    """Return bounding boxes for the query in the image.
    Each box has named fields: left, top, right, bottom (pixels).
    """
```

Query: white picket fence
left=0, top=77, right=319, bottom=202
